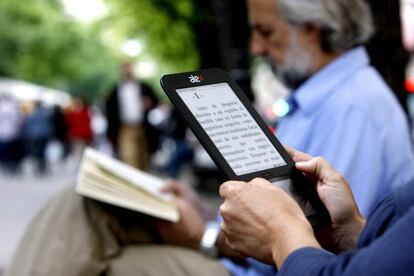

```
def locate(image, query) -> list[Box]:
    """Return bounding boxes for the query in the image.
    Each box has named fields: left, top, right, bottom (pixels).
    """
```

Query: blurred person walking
left=23, top=101, right=53, bottom=174
left=165, top=109, right=194, bottom=178
left=0, top=94, right=23, bottom=173
left=105, top=62, right=159, bottom=170
left=52, top=105, right=69, bottom=159
left=65, top=98, right=93, bottom=164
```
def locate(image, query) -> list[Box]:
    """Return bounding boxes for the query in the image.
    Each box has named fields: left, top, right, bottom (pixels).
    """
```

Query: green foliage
left=107, top=0, right=200, bottom=75
left=0, top=0, right=119, bottom=100
left=0, top=0, right=199, bottom=101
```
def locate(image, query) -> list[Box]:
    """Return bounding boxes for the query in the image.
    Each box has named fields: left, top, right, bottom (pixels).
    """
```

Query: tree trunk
left=365, top=0, right=410, bottom=114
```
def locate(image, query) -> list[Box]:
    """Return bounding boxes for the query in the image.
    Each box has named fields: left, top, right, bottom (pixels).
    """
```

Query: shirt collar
left=291, top=46, right=370, bottom=115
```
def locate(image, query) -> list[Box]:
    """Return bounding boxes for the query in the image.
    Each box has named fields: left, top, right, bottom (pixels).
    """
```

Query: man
left=106, top=62, right=159, bottom=170
left=253, top=0, right=414, bottom=215
left=6, top=0, right=414, bottom=275
left=0, top=94, right=23, bottom=173
left=24, top=101, right=54, bottom=174
left=219, top=147, right=414, bottom=274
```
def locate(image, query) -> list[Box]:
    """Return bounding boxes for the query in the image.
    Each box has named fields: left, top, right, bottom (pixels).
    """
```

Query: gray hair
left=277, top=0, right=374, bottom=52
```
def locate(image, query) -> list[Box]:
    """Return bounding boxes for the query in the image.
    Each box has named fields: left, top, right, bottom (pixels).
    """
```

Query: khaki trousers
left=6, top=187, right=229, bottom=276
left=118, top=125, right=148, bottom=170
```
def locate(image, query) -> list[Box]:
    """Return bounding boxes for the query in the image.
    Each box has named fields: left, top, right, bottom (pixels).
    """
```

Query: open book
left=76, top=148, right=179, bottom=222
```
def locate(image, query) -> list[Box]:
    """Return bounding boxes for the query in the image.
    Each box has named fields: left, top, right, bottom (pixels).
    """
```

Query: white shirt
left=0, top=98, right=22, bottom=141
left=117, top=81, right=143, bottom=125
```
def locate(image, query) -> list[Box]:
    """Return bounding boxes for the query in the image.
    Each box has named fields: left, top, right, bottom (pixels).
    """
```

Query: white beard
left=267, top=29, right=314, bottom=90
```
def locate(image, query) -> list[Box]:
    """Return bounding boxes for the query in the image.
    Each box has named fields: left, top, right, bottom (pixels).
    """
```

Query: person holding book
left=6, top=0, right=414, bottom=275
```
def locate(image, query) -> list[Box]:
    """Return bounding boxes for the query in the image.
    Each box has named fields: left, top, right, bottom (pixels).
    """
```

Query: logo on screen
left=189, top=75, right=204, bottom=83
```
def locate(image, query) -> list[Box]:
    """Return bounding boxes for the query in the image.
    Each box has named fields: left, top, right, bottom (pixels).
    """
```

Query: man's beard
left=266, top=30, right=314, bottom=90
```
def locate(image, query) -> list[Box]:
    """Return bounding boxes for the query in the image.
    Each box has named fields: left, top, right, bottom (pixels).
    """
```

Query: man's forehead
left=248, top=0, right=279, bottom=24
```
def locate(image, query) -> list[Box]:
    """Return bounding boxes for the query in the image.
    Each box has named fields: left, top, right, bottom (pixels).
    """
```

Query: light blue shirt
left=277, top=46, right=414, bottom=215
left=222, top=46, right=414, bottom=276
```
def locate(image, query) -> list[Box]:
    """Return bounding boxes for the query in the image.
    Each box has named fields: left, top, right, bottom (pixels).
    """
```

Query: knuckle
left=333, top=172, right=345, bottom=182
left=219, top=203, right=229, bottom=217
left=250, top=177, right=269, bottom=188
left=314, top=156, right=325, bottom=164
left=220, top=222, right=229, bottom=235
left=228, top=183, right=241, bottom=195
left=289, top=148, right=297, bottom=159
left=250, top=177, right=263, bottom=186
left=219, top=182, right=230, bottom=196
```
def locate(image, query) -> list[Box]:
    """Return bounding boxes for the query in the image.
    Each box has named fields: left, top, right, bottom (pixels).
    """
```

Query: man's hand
left=156, top=181, right=216, bottom=249
left=219, top=147, right=367, bottom=268
left=161, top=180, right=216, bottom=220
left=286, top=147, right=366, bottom=252
left=161, top=180, right=200, bottom=208
left=155, top=197, right=206, bottom=249
left=219, top=178, right=319, bottom=266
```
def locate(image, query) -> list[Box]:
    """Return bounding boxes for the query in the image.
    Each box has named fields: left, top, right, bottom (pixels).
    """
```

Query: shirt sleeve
left=278, top=207, right=414, bottom=276
left=306, top=106, right=382, bottom=216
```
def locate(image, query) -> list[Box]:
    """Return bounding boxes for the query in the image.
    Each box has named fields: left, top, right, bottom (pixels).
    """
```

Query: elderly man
left=249, top=0, right=413, bottom=215
left=7, top=0, right=414, bottom=275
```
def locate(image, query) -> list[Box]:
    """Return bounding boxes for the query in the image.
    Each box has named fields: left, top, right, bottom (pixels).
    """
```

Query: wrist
left=333, top=211, right=366, bottom=252
left=271, top=218, right=320, bottom=268
left=342, top=213, right=366, bottom=250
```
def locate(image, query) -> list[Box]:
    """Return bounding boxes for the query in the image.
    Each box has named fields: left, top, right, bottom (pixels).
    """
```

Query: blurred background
left=0, top=0, right=414, bottom=274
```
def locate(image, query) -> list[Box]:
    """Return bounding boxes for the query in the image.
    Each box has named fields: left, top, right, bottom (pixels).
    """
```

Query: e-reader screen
left=176, top=82, right=287, bottom=176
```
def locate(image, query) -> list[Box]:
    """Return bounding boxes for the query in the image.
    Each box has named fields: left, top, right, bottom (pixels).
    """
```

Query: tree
left=0, top=0, right=207, bottom=100
left=0, top=0, right=118, bottom=100
left=106, top=0, right=200, bottom=76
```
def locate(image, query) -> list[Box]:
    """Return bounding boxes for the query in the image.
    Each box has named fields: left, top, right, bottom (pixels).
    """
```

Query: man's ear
left=302, top=23, right=322, bottom=44
left=299, top=23, right=330, bottom=53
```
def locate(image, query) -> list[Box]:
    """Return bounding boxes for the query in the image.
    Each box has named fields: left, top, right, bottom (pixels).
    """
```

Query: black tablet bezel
left=161, top=68, right=294, bottom=182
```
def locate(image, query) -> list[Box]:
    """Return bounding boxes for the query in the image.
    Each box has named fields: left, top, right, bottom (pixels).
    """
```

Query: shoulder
left=323, top=66, right=406, bottom=129
left=359, top=180, right=414, bottom=247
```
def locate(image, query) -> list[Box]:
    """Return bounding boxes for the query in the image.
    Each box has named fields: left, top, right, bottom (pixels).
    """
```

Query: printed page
left=83, top=148, right=172, bottom=201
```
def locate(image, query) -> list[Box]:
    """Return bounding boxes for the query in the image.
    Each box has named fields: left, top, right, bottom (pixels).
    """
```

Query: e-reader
left=161, top=68, right=330, bottom=226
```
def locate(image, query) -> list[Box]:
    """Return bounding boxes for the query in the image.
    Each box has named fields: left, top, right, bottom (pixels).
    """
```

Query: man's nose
left=250, top=33, right=267, bottom=57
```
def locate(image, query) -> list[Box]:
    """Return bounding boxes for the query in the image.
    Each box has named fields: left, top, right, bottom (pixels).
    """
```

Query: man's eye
left=258, top=28, right=273, bottom=38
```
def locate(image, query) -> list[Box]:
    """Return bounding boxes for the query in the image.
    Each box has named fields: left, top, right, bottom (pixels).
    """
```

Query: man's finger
left=160, top=180, right=182, bottom=194
left=219, top=181, right=233, bottom=198
left=295, top=157, right=326, bottom=177
left=219, top=181, right=244, bottom=198
left=249, top=178, right=272, bottom=187
left=160, top=183, right=174, bottom=193
left=285, top=146, right=314, bottom=162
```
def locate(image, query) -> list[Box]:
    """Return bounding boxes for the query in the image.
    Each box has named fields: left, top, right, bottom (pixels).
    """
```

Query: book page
left=76, top=148, right=179, bottom=222
left=83, top=148, right=171, bottom=202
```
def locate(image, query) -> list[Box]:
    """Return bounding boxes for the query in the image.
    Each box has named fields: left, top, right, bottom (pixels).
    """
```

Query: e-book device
left=161, top=68, right=330, bottom=226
